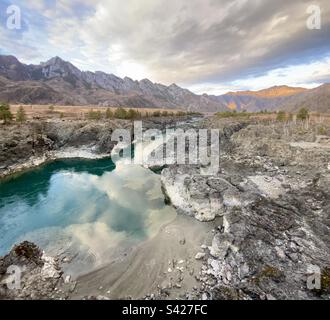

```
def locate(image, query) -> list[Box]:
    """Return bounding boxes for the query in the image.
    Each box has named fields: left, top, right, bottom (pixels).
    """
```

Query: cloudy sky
left=0, top=0, right=330, bottom=94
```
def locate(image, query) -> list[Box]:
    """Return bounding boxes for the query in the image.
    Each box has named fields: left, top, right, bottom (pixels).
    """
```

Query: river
left=0, top=135, right=177, bottom=277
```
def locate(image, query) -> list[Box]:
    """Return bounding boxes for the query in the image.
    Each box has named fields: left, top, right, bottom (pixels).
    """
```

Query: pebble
left=202, top=293, right=208, bottom=300
left=179, top=238, right=186, bottom=245
left=96, top=295, right=110, bottom=300
left=275, top=246, right=286, bottom=260
left=226, top=271, right=232, bottom=281
left=195, top=252, right=206, bottom=260
left=289, top=253, right=299, bottom=262
left=69, top=282, right=76, bottom=293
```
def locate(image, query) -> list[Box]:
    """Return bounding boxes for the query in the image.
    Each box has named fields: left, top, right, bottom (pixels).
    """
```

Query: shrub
left=161, top=111, right=169, bottom=117
left=105, top=108, right=114, bottom=119
left=187, top=111, right=203, bottom=116
left=0, top=103, right=13, bottom=124
left=254, top=265, right=284, bottom=285
left=216, top=111, right=243, bottom=118
left=276, top=111, right=286, bottom=122
left=16, top=106, right=27, bottom=123
left=87, top=109, right=102, bottom=120
left=114, top=107, right=128, bottom=119
left=152, top=111, right=161, bottom=117
left=297, top=108, right=309, bottom=121
left=319, top=126, right=326, bottom=135
left=127, top=108, right=140, bottom=119
left=311, top=267, right=330, bottom=295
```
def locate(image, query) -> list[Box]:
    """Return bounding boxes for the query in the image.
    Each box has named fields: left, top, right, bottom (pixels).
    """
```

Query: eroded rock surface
left=0, top=120, right=132, bottom=178
left=1, top=117, right=329, bottom=300
left=0, top=242, right=67, bottom=300
left=161, top=118, right=330, bottom=300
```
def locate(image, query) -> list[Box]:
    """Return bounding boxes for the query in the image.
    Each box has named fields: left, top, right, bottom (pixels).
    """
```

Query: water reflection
left=0, top=158, right=176, bottom=276
left=0, top=158, right=116, bottom=207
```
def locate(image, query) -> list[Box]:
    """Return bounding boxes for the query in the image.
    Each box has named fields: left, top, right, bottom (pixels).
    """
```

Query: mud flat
left=71, top=214, right=217, bottom=300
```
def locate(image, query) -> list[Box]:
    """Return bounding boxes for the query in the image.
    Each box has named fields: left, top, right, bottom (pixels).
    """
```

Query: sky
left=0, top=0, right=330, bottom=94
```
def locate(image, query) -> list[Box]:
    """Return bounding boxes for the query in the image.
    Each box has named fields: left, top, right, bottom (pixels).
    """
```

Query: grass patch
left=252, top=265, right=285, bottom=285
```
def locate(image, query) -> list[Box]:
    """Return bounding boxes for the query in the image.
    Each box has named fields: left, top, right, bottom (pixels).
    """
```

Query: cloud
left=232, top=56, right=330, bottom=90
left=1, top=0, right=330, bottom=91
left=189, top=55, right=330, bottom=94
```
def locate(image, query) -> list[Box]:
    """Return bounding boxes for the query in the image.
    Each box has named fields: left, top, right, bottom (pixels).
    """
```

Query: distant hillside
left=280, top=84, right=330, bottom=113
left=209, top=85, right=330, bottom=113
left=0, top=55, right=328, bottom=113
left=0, top=55, right=227, bottom=112
left=226, top=85, right=308, bottom=98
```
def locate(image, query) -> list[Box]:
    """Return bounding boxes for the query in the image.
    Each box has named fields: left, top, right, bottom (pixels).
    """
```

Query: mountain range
left=0, top=55, right=329, bottom=113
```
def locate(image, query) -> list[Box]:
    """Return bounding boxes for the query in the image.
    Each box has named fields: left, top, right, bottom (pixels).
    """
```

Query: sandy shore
left=70, top=214, right=219, bottom=300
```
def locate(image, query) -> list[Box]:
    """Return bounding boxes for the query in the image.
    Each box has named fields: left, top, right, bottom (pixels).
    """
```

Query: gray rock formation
left=0, top=120, right=132, bottom=178
left=0, top=116, right=329, bottom=300
left=0, top=242, right=66, bottom=300
left=160, top=117, right=330, bottom=300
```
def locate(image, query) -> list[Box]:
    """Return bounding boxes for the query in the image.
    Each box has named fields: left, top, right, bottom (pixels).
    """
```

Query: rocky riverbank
left=1, top=116, right=329, bottom=300
left=0, top=241, right=67, bottom=300
left=0, top=119, right=130, bottom=179
left=160, top=117, right=330, bottom=300
left=0, top=116, right=195, bottom=179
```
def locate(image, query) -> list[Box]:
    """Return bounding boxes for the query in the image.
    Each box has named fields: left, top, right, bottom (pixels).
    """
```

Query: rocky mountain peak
left=0, top=55, right=21, bottom=66
left=40, top=56, right=81, bottom=80
left=140, top=78, right=154, bottom=86
left=43, top=56, right=65, bottom=66
left=0, top=55, right=31, bottom=81
left=0, top=54, right=328, bottom=113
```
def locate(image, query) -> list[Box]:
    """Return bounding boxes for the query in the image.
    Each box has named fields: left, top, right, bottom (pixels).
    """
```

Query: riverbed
left=0, top=135, right=178, bottom=278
